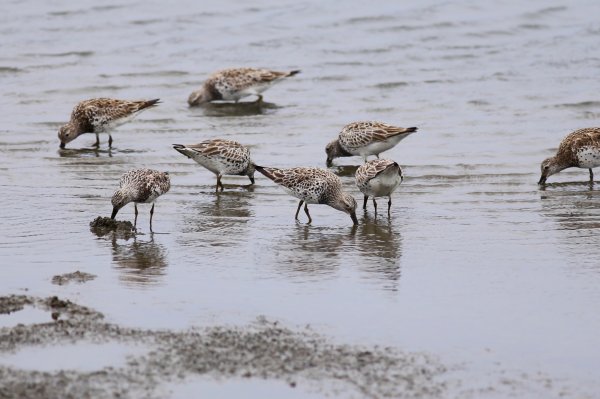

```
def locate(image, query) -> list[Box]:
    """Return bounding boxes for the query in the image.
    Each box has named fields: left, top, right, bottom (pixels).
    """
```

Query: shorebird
left=325, top=121, right=417, bottom=166
left=172, top=139, right=255, bottom=192
left=355, top=159, right=403, bottom=215
left=111, top=169, right=170, bottom=232
left=255, top=165, right=358, bottom=225
left=187, top=68, right=300, bottom=106
left=538, top=128, right=600, bottom=185
left=58, top=98, right=160, bottom=148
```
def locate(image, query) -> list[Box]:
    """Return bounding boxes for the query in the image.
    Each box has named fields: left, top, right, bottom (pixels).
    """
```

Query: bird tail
left=253, top=164, right=276, bottom=180
left=140, top=98, right=161, bottom=110
left=172, top=144, right=192, bottom=159
left=287, top=70, right=301, bottom=77
left=404, top=127, right=418, bottom=133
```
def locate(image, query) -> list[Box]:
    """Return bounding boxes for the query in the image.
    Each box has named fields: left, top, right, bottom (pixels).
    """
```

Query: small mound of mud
left=90, top=217, right=133, bottom=230
left=90, top=216, right=135, bottom=238
left=52, top=271, right=97, bottom=286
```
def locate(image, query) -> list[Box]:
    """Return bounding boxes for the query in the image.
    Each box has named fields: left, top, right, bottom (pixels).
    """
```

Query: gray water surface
left=2, top=0, right=600, bottom=397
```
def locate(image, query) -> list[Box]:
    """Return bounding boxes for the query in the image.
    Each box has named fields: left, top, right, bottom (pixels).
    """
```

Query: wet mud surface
left=0, top=296, right=446, bottom=399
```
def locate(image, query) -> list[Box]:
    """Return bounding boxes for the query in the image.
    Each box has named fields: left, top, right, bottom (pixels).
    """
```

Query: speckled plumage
left=355, top=159, right=403, bottom=214
left=538, top=127, right=600, bottom=184
left=172, top=139, right=255, bottom=191
left=188, top=68, right=300, bottom=106
left=58, top=98, right=160, bottom=148
left=111, top=169, right=170, bottom=231
left=255, top=166, right=358, bottom=225
left=326, top=121, right=417, bottom=166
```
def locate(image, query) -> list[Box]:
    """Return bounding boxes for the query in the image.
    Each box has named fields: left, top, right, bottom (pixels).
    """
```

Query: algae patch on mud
left=90, top=216, right=135, bottom=238
left=0, top=295, right=446, bottom=399
left=52, top=271, right=97, bottom=286
left=90, top=216, right=134, bottom=230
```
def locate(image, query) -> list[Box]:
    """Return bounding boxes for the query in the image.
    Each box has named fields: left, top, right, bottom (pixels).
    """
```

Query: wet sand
left=1, top=295, right=445, bottom=398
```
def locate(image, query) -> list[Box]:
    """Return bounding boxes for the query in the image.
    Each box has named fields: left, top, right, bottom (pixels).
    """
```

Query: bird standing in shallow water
left=355, top=159, right=403, bottom=215
left=58, top=98, right=160, bottom=148
left=111, top=169, right=170, bottom=232
left=325, top=121, right=417, bottom=166
left=255, top=165, right=358, bottom=225
left=172, top=139, right=255, bottom=192
left=538, top=127, right=600, bottom=185
left=187, top=68, right=300, bottom=106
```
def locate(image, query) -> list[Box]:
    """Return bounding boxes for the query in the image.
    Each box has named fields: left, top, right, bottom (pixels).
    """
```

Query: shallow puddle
left=0, top=342, right=146, bottom=372
left=0, top=306, right=51, bottom=328
left=165, top=378, right=324, bottom=399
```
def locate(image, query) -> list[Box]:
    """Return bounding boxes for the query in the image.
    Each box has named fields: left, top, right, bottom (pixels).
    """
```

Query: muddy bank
left=0, top=295, right=446, bottom=399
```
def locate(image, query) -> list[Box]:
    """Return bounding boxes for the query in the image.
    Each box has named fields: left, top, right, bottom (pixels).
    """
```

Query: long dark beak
left=111, top=207, right=119, bottom=219
left=326, top=158, right=333, bottom=167
left=350, top=211, right=358, bottom=225
left=538, top=175, right=547, bottom=185
left=249, top=176, right=255, bottom=185
left=60, top=142, right=66, bottom=149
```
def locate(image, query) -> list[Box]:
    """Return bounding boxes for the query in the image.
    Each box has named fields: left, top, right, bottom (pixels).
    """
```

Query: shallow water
left=0, top=342, right=146, bottom=372
left=2, top=0, right=600, bottom=397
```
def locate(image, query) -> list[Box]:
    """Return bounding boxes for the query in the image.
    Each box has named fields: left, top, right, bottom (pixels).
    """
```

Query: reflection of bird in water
left=177, top=192, right=253, bottom=248
left=269, top=225, right=347, bottom=278
left=540, top=189, right=600, bottom=231
left=58, top=98, right=160, bottom=148
left=173, top=139, right=255, bottom=192
left=538, top=127, right=600, bottom=185
left=111, top=169, right=171, bottom=232
left=110, top=234, right=168, bottom=286
left=353, top=218, right=402, bottom=290
left=187, top=68, right=300, bottom=106
left=355, top=159, right=403, bottom=215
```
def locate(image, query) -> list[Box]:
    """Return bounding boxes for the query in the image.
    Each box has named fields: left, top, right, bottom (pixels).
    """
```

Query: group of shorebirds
left=57, top=67, right=600, bottom=230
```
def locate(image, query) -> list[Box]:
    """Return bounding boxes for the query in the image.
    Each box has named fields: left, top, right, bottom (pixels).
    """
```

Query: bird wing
left=211, top=68, right=290, bottom=92
left=75, top=98, right=158, bottom=128
left=340, top=122, right=417, bottom=150
left=356, top=159, right=398, bottom=185
left=184, top=139, right=249, bottom=163
left=560, top=128, right=600, bottom=158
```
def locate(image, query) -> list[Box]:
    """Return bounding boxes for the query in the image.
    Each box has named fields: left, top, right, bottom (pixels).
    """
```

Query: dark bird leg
left=254, top=94, right=263, bottom=104
left=304, top=203, right=312, bottom=224
left=590, top=168, right=594, bottom=183
left=376, top=154, right=380, bottom=159
left=388, top=196, right=392, bottom=217
left=134, top=203, right=139, bottom=228
left=108, top=134, right=113, bottom=148
left=363, top=195, right=368, bottom=210
left=216, top=175, right=224, bottom=192
left=372, top=198, right=378, bottom=213
left=94, top=133, right=100, bottom=147
left=149, top=203, right=155, bottom=233
left=295, top=200, right=304, bottom=221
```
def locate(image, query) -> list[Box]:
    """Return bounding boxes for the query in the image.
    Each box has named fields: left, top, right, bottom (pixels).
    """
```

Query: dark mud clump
left=90, top=216, right=135, bottom=238
left=0, top=295, right=33, bottom=314
left=0, top=296, right=446, bottom=399
left=51, top=271, right=97, bottom=285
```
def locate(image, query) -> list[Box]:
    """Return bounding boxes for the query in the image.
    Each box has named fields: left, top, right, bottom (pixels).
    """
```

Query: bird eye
left=544, top=166, right=549, bottom=170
